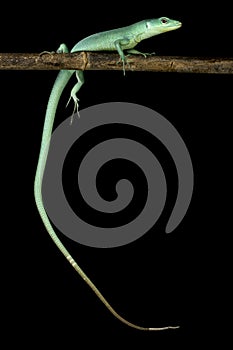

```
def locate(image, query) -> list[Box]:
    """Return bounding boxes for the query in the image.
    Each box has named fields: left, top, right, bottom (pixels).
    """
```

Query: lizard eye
left=161, top=17, right=168, bottom=24
left=146, top=22, right=151, bottom=29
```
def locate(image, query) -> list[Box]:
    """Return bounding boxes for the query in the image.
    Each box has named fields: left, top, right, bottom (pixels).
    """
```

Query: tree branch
left=0, top=52, right=232, bottom=74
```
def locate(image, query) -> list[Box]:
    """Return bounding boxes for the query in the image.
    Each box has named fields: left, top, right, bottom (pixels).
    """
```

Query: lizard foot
left=126, top=49, right=156, bottom=58
left=116, top=58, right=131, bottom=76
left=39, top=50, right=55, bottom=56
left=66, top=94, right=80, bottom=124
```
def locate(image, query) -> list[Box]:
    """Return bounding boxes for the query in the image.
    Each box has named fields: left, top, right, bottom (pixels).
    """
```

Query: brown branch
left=0, top=52, right=232, bottom=74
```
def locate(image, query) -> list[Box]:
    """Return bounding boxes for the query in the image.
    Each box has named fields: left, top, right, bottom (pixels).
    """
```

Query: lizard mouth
left=168, top=22, right=182, bottom=31
left=175, top=21, right=182, bottom=28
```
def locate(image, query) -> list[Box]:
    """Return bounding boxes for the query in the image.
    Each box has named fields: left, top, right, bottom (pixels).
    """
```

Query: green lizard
left=34, top=17, right=182, bottom=331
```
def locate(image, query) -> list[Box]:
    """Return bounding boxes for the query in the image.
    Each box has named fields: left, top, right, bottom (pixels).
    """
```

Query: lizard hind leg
left=39, top=43, right=69, bottom=57
left=66, top=70, right=85, bottom=123
left=57, top=43, right=70, bottom=53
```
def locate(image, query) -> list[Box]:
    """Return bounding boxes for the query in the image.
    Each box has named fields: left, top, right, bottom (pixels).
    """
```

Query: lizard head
left=138, top=17, right=182, bottom=41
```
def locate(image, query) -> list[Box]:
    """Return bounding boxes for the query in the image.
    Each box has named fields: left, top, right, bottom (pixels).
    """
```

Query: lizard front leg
left=114, top=38, right=130, bottom=75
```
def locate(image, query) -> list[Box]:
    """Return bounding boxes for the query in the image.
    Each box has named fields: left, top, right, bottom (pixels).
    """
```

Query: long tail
left=34, top=69, right=74, bottom=251
left=34, top=69, right=179, bottom=331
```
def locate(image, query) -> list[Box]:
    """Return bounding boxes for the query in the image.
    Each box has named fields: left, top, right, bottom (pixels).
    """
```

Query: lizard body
left=34, top=17, right=181, bottom=330
left=72, top=18, right=181, bottom=52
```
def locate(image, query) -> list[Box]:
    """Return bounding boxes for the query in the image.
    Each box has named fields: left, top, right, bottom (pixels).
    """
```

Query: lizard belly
left=71, top=32, right=137, bottom=53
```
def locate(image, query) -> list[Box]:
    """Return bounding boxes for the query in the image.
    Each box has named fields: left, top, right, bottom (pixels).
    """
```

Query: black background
left=1, top=1, right=232, bottom=348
